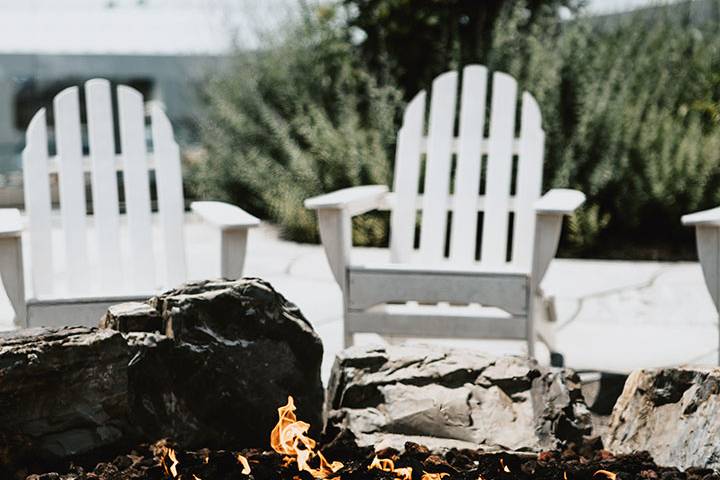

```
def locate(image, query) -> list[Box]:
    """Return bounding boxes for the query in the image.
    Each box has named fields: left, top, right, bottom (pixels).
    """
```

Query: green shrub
left=191, top=4, right=403, bottom=243
left=195, top=0, right=720, bottom=259
left=488, top=1, right=720, bottom=258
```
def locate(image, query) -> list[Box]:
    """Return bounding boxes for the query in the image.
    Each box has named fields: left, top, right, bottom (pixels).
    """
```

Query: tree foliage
left=342, top=0, right=584, bottom=96
left=191, top=5, right=402, bottom=243
left=195, top=0, right=720, bottom=258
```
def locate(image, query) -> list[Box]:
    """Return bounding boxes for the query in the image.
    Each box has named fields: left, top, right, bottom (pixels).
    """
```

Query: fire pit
left=25, top=396, right=718, bottom=480
left=3, top=279, right=719, bottom=480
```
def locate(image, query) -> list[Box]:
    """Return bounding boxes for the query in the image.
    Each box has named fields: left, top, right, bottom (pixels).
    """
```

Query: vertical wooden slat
left=512, top=92, right=544, bottom=270
left=54, top=86, right=88, bottom=295
left=151, top=103, right=186, bottom=287
left=85, top=79, right=123, bottom=292
left=22, top=109, right=54, bottom=297
left=117, top=85, right=155, bottom=291
left=418, top=71, right=458, bottom=261
left=389, top=91, right=426, bottom=263
left=480, top=72, right=517, bottom=267
left=449, top=65, right=488, bottom=263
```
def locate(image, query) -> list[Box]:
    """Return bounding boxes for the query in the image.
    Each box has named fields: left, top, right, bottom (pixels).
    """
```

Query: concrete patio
left=0, top=214, right=717, bottom=383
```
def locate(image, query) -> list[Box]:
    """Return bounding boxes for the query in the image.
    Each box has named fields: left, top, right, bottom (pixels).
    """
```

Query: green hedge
left=193, top=1, right=720, bottom=259
left=190, top=5, right=402, bottom=244
left=488, top=2, right=720, bottom=258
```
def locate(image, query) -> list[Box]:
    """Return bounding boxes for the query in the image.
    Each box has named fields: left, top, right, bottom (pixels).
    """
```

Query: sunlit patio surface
left=1, top=212, right=717, bottom=383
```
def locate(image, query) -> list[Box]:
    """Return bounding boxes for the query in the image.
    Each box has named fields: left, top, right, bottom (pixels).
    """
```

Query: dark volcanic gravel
left=19, top=435, right=720, bottom=480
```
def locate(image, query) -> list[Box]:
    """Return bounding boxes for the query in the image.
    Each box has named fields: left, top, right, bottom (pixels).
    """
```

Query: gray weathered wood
left=346, top=310, right=527, bottom=340
left=348, top=266, right=528, bottom=315
left=26, top=294, right=153, bottom=328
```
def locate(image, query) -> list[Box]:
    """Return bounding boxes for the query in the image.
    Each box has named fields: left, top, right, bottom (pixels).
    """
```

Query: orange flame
left=159, top=446, right=179, bottom=478
left=594, top=470, right=617, bottom=480
left=369, top=456, right=413, bottom=480
left=237, top=453, right=252, bottom=475
left=421, top=474, right=449, bottom=480
left=500, top=458, right=511, bottom=473
left=271, top=396, right=343, bottom=478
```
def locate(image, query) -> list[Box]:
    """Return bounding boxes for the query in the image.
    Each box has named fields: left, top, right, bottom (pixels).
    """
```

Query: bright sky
left=587, top=0, right=681, bottom=14
left=0, top=0, right=686, bottom=55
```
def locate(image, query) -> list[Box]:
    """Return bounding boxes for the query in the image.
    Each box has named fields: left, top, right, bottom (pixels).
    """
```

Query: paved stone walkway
left=1, top=218, right=717, bottom=383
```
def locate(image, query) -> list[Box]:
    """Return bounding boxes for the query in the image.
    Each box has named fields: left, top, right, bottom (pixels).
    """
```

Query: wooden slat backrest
left=151, top=103, right=187, bottom=287
left=117, top=85, right=156, bottom=291
left=54, top=87, right=89, bottom=295
left=449, top=65, right=487, bottom=263
left=389, top=92, right=426, bottom=263
left=86, top=79, right=123, bottom=292
left=389, top=65, right=545, bottom=271
left=418, top=71, right=458, bottom=260
left=21, top=79, right=187, bottom=298
left=22, top=110, right=54, bottom=297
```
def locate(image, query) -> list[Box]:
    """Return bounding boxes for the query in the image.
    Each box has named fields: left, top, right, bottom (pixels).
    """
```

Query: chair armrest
left=304, top=185, right=389, bottom=216
left=682, top=207, right=720, bottom=227
left=191, top=201, right=260, bottom=230
left=0, top=208, right=22, bottom=237
left=304, top=185, right=388, bottom=290
left=534, top=189, right=585, bottom=215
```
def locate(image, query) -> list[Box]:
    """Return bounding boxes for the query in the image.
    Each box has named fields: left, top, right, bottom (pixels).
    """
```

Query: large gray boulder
left=0, top=327, right=131, bottom=466
left=0, top=278, right=324, bottom=470
left=108, top=278, right=325, bottom=449
left=604, top=367, right=720, bottom=470
left=324, top=344, right=592, bottom=452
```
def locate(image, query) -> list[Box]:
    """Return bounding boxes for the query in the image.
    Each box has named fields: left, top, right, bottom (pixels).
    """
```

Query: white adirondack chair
left=682, top=208, right=720, bottom=365
left=0, top=79, right=259, bottom=329
left=305, top=65, right=585, bottom=361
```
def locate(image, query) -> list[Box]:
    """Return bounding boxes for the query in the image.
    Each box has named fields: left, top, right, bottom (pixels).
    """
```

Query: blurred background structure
left=0, top=0, right=289, bottom=203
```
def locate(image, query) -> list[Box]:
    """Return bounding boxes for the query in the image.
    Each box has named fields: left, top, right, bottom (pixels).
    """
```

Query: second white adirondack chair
left=305, top=65, right=585, bottom=362
left=682, top=208, right=720, bottom=365
left=0, top=79, right=259, bottom=329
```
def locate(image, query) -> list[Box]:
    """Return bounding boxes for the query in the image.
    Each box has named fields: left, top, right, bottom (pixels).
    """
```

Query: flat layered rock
left=0, top=327, right=130, bottom=466
left=604, top=368, right=720, bottom=470
left=325, top=344, right=591, bottom=452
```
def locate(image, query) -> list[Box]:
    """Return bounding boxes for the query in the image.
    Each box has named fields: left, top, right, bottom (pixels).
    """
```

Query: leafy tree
left=342, top=0, right=585, bottom=96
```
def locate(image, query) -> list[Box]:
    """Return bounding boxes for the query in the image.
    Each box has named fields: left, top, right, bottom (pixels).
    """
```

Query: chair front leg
left=315, top=208, right=353, bottom=347
left=693, top=225, right=720, bottom=366
left=316, top=208, right=352, bottom=293
left=0, top=235, right=26, bottom=328
left=220, top=228, right=250, bottom=280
